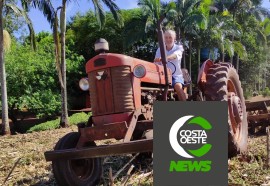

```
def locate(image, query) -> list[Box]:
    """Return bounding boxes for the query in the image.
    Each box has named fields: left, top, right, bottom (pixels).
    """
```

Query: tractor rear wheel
left=52, top=132, right=102, bottom=186
left=204, top=63, right=248, bottom=158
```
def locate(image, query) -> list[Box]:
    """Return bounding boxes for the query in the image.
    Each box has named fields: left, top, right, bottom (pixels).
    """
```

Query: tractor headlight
left=133, top=65, right=146, bottom=78
left=79, top=78, right=89, bottom=91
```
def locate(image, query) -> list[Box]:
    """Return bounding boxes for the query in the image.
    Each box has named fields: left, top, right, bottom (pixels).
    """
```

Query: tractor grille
left=89, top=66, right=135, bottom=116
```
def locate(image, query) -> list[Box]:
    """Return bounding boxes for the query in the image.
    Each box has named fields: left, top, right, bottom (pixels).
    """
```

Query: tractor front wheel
left=52, top=132, right=102, bottom=186
left=204, top=63, right=248, bottom=157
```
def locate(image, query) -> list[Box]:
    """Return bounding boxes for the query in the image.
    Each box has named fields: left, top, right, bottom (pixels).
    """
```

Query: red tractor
left=45, top=17, right=247, bottom=185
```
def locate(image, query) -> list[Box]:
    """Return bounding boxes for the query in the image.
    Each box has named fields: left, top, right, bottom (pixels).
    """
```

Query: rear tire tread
left=204, top=62, right=248, bottom=157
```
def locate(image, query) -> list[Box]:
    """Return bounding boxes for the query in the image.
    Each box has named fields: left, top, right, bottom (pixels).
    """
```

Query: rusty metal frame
left=246, top=100, right=270, bottom=123
left=45, top=139, right=153, bottom=161
left=76, top=121, right=128, bottom=148
left=123, top=109, right=141, bottom=142
left=248, top=113, right=270, bottom=121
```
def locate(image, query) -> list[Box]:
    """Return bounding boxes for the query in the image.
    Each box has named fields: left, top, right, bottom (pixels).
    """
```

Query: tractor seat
left=181, top=68, right=191, bottom=87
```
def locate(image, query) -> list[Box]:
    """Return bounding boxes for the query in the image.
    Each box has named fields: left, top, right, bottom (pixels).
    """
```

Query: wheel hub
left=228, top=92, right=243, bottom=126
left=70, top=159, right=94, bottom=180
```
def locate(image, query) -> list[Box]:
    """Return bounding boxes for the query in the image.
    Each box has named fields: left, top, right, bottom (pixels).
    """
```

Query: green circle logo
left=169, top=115, right=212, bottom=158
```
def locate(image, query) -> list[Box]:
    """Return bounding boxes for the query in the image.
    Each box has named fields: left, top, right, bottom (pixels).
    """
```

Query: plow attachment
left=246, top=100, right=270, bottom=134
left=45, top=138, right=153, bottom=161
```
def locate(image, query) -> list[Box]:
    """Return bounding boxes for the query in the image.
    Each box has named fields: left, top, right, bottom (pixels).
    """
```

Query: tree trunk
left=230, top=35, right=234, bottom=63
left=176, top=27, right=181, bottom=44
left=183, top=49, right=186, bottom=68
left=0, top=0, right=10, bottom=135
left=259, top=69, right=261, bottom=92
left=197, top=46, right=201, bottom=73
left=264, top=70, right=266, bottom=90
left=265, top=54, right=268, bottom=89
left=222, top=47, right=225, bottom=63
left=60, top=0, right=69, bottom=127
left=189, top=41, right=192, bottom=95
left=182, top=35, right=186, bottom=68
left=236, top=54, right=239, bottom=73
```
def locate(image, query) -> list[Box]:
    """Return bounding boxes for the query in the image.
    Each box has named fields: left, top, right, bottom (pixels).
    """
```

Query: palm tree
left=137, top=0, right=164, bottom=38
left=53, top=0, right=123, bottom=127
left=27, top=0, right=122, bottom=127
left=0, top=0, right=40, bottom=135
left=159, top=0, right=214, bottom=91
left=214, top=0, right=262, bottom=65
left=59, top=0, right=68, bottom=127
left=138, top=0, right=159, bottom=26
left=92, top=0, right=123, bottom=28
left=166, top=0, right=204, bottom=69
left=200, top=0, right=249, bottom=66
left=0, top=0, right=10, bottom=135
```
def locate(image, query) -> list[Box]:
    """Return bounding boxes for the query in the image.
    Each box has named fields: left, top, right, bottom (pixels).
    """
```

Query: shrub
left=244, top=90, right=252, bottom=100
left=262, top=87, right=270, bottom=97
left=27, top=119, right=60, bottom=132
left=27, top=112, right=91, bottom=132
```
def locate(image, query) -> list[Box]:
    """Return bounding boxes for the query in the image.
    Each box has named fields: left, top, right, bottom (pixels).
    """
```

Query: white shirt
left=154, top=44, right=184, bottom=79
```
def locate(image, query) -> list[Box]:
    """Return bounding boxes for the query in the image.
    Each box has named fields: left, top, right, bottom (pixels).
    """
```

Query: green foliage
left=67, top=9, right=157, bottom=61
left=2, top=1, right=269, bottom=122
left=68, top=112, right=90, bottom=125
left=262, top=87, right=270, bottom=97
left=4, top=36, right=59, bottom=118
left=27, top=118, right=60, bottom=132
left=64, top=3, right=270, bottom=88
left=1, top=32, right=85, bottom=120
left=27, top=112, right=91, bottom=132
left=244, top=90, right=252, bottom=100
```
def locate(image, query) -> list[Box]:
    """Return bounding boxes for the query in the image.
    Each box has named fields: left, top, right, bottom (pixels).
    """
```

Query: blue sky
left=29, top=0, right=139, bottom=33
left=29, top=0, right=270, bottom=33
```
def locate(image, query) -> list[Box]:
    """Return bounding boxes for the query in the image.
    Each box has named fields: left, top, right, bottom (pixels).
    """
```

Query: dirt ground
left=0, top=126, right=153, bottom=186
left=247, top=95, right=270, bottom=102
left=0, top=96, right=270, bottom=185
left=0, top=125, right=269, bottom=185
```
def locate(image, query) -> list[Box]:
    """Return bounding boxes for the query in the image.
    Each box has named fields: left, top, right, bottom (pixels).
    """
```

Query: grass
left=27, top=112, right=91, bottom=133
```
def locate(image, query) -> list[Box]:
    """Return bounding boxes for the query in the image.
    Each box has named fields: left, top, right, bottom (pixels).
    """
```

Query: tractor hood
left=85, top=53, right=172, bottom=85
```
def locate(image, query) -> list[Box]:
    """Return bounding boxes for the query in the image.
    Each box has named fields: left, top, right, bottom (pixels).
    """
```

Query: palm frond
left=21, top=0, right=30, bottom=12
left=101, top=0, right=123, bottom=27
left=145, top=17, right=155, bottom=33
left=233, top=40, right=247, bottom=60
left=163, top=1, right=176, bottom=14
left=7, top=3, right=36, bottom=50
left=256, top=29, right=267, bottom=45
left=122, top=16, right=148, bottom=48
left=250, top=6, right=270, bottom=20
left=29, top=0, right=55, bottom=27
left=91, top=0, right=106, bottom=28
left=166, top=9, right=178, bottom=20
left=224, top=38, right=234, bottom=57
left=261, top=18, right=270, bottom=36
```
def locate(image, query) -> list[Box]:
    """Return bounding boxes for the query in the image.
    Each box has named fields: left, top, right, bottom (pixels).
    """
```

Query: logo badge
left=96, top=70, right=108, bottom=80
left=153, top=102, right=228, bottom=185
left=169, top=115, right=212, bottom=158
